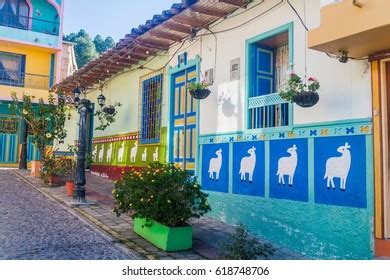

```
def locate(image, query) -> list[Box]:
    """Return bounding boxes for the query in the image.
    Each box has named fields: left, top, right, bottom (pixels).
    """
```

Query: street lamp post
left=71, top=86, right=105, bottom=206
left=72, top=98, right=90, bottom=204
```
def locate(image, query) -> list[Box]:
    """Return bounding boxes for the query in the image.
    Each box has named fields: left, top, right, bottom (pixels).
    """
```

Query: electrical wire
left=287, top=0, right=308, bottom=31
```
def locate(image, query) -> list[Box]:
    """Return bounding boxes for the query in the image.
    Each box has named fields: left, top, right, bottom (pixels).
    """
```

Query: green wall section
left=92, top=127, right=168, bottom=167
left=206, top=192, right=373, bottom=259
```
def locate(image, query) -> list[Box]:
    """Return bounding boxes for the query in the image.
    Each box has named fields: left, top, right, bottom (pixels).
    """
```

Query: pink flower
left=308, top=77, right=317, bottom=82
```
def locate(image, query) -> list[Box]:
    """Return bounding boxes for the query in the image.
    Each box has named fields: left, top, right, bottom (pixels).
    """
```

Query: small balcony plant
left=113, top=163, right=211, bottom=251
left=188, top=82, right=211, bottom=100
left=279, top=73, right=320, bottom=108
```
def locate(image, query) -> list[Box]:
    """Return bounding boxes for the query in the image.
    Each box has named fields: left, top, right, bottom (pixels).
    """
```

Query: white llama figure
left=324, top=142, right=351, bottom=191
left=153, top=147, right=159, bottom=162
left=130, top=141, right=138, bottom=163
left=92, top=145, right=97, bottom=161
left=98, top=145, right=105, bottom=162
left=106, top=143, right=113, bottom=162
left=239, top=146, right=256, bottom=182
left=276, top=145, right=298, bottom=186
left=208, top=148, right=223, bottom=180
left=117, top=142, right=125, bottom=162
left=141, top=148, right=147, bottom=162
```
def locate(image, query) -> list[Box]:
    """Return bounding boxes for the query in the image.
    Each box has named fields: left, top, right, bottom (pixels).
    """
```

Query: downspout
left=353, top=0, right=363, bottom=8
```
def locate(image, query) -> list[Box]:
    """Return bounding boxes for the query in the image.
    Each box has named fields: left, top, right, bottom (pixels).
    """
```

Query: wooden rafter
left=148, top=30, right=183, bottom=42
left=219, top=0, right=248, bottom=7
left=190, top=6, right=226, bottom=18
left=161, top=21, right=193, bottom=34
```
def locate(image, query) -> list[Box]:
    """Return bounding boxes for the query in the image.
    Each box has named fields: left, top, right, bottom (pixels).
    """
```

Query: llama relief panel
left=269, top=139, right=309, bottom=202
left=314, top=136, right=367, bottom=208
left=201, top=143, right=229, bottom=193
left=232, top=141, right=265, bottom=197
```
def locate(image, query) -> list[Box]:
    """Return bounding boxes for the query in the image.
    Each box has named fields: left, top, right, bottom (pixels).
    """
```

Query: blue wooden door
left=170, top=66, right=197, bottom=172
left=0, top=117, right=19, bottom=164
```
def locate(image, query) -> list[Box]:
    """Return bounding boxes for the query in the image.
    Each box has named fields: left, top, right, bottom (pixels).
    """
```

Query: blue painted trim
left=245, top=22, right=294, bottom=130
left=228, top=142, right=233, bottom=194
left=264, top=140, right=270, bottom=198
left=49, top=53, right=55, bottom=88
left=308, top=138, right=315, bottom=203
left=199, top=118, right=372, bottom=138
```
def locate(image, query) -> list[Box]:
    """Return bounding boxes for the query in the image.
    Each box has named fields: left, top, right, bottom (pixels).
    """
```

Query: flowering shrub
left=279, top=73, right=320, bottom=102
left=113, top=163, right=211, bottom=227
left=40, top=155, right=68, bottom=183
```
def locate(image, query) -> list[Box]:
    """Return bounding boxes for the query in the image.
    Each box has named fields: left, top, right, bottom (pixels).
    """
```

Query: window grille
left=139, top=71, right=163, bottom=144
left=0, top=118, right=18, bottom=134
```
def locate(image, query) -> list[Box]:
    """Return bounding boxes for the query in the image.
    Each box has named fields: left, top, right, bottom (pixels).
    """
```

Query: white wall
left=168, top=0, right=372, bottom=135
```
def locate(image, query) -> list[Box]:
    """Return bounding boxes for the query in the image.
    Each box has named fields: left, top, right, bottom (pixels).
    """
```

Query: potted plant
left=40, top=155, right=67, bottom=186
left=279, top=73, right=320, bottom=108
left=65, top=159, right=76, bottom=197
left=113, top=163, right=211, bottom=252
left=188, top=82, right=211, bottom=100
left=102, top=105, right=116, bottom=115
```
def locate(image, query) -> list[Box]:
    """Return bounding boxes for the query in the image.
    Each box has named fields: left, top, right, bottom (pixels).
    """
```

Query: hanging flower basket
left=102, top=105, right=116, bottom=115
left=189, top=89, right=211, bottom=100
left=279, top=74, right=320, bottom=108
left=293, top=91, right=319, bottom=108
left=188, top=82, right=211, bottom=100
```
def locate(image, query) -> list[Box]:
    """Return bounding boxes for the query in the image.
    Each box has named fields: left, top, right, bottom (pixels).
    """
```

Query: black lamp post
left=71, top=86, right=104, bottom=205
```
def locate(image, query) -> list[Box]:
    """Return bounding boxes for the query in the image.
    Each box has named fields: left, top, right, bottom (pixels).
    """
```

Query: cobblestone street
left=0, top=170, right=138, bottom=260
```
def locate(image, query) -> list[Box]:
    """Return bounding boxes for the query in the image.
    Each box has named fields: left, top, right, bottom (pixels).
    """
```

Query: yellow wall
left=308, top=0, right=390, bottom=57
left=0, top=40, right=57, bottom=100
left=0, top=41, right=54, bottom=77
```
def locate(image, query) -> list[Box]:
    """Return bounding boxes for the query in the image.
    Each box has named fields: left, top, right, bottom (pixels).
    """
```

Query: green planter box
left=133, top=217, right=193, bottom=252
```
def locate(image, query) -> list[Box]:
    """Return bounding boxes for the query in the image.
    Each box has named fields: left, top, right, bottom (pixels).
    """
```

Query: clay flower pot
left=49, top=175, right=61, bottom=186
left=31, top=160, right=41, bottom=178
left=65, top=181, right=75, bottom=197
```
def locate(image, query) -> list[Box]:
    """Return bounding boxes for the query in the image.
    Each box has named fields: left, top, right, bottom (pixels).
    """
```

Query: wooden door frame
left=382, top=60, right=390, bottom=238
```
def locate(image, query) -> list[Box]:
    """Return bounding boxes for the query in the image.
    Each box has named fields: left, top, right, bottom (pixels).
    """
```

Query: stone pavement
left=0, top=170, right=138, bottom=260
left=13, top=169, right=305, bottom=260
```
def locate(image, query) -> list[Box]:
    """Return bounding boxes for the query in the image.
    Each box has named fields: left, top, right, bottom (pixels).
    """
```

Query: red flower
left=308, top=77, right=317, bottom=82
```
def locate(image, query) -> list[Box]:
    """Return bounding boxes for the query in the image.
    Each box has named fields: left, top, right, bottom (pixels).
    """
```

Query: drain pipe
left=353, top=0, right=363, bottom=8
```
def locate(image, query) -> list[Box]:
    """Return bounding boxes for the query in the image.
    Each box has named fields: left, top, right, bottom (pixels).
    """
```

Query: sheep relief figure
left=276, top=145, right=298, bottom=186
left=92, top=145, right=97, bottom=161
left=98, top=145, right=105, bottom=162
left=117, top=142, right=125, bottom=162
left=130, top=141, right=138, bottom=163
left=141, top=148, right=148, bottom=162
left=324, top=142, right=351, bottom=191
left=106, top=143, right=113, bottom=162
left=239, top=146, right=256, bottom=182
left=208, top=148, right=223, bottom=180
left=152, top=147, right=159, bottom=162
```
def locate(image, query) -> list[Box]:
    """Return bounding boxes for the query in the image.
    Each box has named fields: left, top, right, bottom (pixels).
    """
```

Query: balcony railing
left=0, top=70, right=53, bottom=90
left=0, top=12, right=59, bottom=36
left=248, top=93, right=290, bottom=129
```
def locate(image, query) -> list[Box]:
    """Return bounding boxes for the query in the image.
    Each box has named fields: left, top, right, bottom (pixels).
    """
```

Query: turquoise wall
left=199, top=119, right=374, bottom=259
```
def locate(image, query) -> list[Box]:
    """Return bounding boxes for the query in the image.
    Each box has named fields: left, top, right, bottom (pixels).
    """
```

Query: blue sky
left=63, top=0, right=178, bottom=41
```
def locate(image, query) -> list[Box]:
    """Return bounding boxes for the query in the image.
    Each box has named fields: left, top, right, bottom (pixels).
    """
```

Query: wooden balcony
left=308, top=0, right=390, bottom=58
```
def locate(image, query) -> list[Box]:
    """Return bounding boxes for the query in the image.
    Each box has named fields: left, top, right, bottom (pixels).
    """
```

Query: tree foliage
left=63, top=29, right=116, bottom=68
left=9, top=92, right=70, bottom=160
